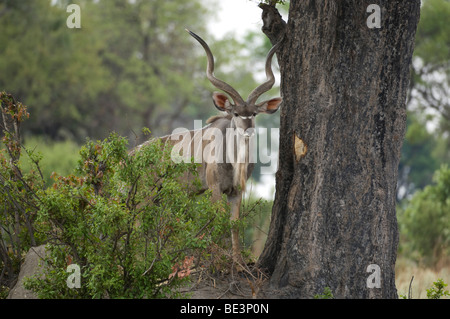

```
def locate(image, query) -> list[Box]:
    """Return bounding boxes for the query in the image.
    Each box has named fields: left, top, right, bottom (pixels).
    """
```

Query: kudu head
left=186, top=29, right=283, bottom=138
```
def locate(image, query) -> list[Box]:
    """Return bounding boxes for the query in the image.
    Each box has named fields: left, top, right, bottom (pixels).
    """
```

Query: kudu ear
left=257, top=97, right=282, bottom=114
left=212, top=92, right=233, bottom=112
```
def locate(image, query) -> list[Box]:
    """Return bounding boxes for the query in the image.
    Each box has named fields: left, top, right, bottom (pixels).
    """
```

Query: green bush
left=24, top=133, right=231, bottom=298
left=314, top=287, right=334, bottom=299
left=1, top=92, right=232, bottom=298
left=1, top=92, right=41, bottom=297
left=398, top=165, right=450, bottom=266
left=426, top=278, right=450, bottom=299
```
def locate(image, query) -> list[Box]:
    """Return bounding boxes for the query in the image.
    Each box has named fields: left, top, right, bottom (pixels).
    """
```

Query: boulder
left=7, top=245, right=47, bottom=299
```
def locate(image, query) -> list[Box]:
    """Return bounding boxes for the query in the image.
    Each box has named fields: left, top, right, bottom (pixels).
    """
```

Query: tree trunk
left=258, top=0, right=421, bottom=298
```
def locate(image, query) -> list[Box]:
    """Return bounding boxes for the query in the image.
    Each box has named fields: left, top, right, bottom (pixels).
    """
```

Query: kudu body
left=133, top=30, right=283, bottom=265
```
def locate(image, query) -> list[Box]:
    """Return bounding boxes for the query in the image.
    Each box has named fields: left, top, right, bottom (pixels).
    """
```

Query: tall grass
left=395, top=256, right=450, bottom=299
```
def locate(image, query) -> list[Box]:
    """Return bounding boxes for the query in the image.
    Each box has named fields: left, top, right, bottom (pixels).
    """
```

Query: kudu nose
left=243, top=128, right=255, bottom=138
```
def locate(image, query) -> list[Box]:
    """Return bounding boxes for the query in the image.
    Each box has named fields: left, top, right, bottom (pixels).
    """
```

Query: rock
left=7, top=245, right=47, bottom=299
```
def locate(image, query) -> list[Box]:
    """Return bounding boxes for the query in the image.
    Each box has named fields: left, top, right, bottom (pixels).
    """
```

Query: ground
left=178, top=263, right=276, bottom=299
left=181, top=258, right=450, bottom=299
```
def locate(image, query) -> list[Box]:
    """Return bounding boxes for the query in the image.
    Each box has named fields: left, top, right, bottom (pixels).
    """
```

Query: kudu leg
left=208, top=179, right=244, bottom=268
left=228, top=194, right=244, bottom=268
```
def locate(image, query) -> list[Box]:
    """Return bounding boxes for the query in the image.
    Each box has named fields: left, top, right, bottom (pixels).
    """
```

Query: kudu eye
left=233, top=112, right=239, bottom=117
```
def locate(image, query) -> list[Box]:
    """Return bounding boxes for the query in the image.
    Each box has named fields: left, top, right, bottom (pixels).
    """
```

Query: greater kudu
left=133, top=30, right=283, bottom=266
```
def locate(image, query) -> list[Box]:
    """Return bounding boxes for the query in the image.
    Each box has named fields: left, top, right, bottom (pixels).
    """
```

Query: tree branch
left=259, top=3, right=287, bottom=44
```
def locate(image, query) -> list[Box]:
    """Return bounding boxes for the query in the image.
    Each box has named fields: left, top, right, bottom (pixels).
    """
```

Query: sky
left=207, top=0, right=264, bottom=39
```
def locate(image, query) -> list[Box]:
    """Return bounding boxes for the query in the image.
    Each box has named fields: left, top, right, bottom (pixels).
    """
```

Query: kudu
left=133, top=30, right=283, bottom=266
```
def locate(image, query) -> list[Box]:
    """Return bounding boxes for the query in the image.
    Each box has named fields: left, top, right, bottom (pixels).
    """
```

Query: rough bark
left=258, top=0, right=421, bottom=298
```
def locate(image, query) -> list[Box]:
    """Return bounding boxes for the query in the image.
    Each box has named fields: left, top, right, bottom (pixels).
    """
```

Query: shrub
left=314, top=287, right=334, bottom=299
left=1, top=92, right=232, bottom=298
left=1, top=92, right=41, bottom=296
left=426, top=278, right=450, bottom=299
left=398, top=165, right=450, bottom=266
left=25, top=132, right=232, bottom=298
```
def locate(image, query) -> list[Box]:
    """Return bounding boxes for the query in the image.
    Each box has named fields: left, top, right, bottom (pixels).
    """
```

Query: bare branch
left=259, top=3, right=287, bottom=44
